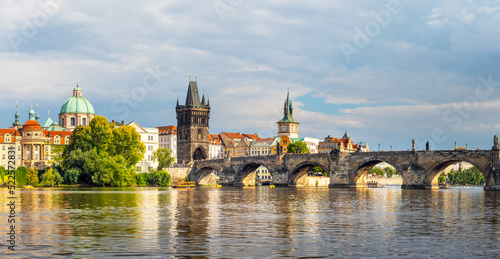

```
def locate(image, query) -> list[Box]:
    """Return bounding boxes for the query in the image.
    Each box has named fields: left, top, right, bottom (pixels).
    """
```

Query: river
left=1, top=186, right=499, bottom=258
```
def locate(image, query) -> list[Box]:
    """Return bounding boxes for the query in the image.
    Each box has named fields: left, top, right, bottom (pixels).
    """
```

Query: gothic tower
left=277, top=89, right=299, bottom=138
left=176, top=78, right=210, bottom=164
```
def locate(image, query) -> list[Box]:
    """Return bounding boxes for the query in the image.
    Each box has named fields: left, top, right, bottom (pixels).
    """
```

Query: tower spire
left=35, top=103, right=40, bottom=122
left=13, top=101, right=21, bottom=128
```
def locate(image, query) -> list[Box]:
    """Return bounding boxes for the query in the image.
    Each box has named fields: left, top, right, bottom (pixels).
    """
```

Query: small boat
left=367, top=181, right=384, bottom=188
left=439, top=183, right=452, bottom=189
left=172, top=181, right=196, bottom=188
left=23, top=185, right=34, bottom=188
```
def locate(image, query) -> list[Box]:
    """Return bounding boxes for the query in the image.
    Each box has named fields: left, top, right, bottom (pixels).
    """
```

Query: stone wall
left=167, top=166, right=192, bottom=182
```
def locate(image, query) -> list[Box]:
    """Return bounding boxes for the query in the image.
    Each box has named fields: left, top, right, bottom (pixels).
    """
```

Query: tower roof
left=185, top=81, right=201, bottom=106
left=278, top=89, right=298, bottom=123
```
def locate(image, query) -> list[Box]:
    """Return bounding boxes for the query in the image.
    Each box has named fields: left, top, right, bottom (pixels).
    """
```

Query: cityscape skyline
left=1, top=1, right=500, bottom=151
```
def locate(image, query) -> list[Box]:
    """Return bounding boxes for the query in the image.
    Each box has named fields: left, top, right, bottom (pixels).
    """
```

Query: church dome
left=59, top=85, right=95, bottom=115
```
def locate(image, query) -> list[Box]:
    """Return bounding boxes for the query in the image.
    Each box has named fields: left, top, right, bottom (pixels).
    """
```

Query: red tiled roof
left=0, top=128, right=19, bottom=143
left=157, top=125, right=177, bottom=134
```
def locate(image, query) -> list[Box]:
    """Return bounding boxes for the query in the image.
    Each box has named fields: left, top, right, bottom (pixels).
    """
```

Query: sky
left=1, top=0, right=500, bottom=151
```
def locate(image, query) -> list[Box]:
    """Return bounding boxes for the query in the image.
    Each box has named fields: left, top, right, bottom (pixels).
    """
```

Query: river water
left=1, top=186, right=500, bottom=258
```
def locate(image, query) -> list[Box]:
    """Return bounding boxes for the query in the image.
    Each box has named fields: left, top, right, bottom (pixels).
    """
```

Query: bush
left=149, top=170, right=171, bottom=186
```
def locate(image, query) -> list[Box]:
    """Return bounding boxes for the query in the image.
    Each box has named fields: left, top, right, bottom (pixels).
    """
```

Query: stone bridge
left=190, top=149, right=500, bottom=190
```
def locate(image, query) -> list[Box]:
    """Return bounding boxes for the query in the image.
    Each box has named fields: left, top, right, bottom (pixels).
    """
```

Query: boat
left=172, top=181, right=197, bottom=188
left=367, top=181, right=384, bottom=188
left=439, top=183, right=452, bottom=189
left=23, top=185, right=34, bottom=188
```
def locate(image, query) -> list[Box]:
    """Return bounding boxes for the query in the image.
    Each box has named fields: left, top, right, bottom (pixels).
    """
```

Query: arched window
left=71, top=118, right=76, bottom=126
left=198, top=129, right=202, bottom=140
left=82, top=118, right=87, bottom=126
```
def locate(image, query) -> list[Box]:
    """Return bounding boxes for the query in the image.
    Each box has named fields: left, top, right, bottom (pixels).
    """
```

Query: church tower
left=176, top=77, right=210, bottom=164
left=277, top=89, right=299, bottom=139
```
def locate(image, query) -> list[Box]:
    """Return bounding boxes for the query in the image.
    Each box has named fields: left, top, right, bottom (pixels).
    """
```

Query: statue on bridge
left=493, top=135, right=500, bottom=151
left=412, top=139, right=416, bottom=151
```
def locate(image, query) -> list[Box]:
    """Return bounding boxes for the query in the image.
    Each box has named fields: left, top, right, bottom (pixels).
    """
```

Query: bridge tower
left=277, top=89, right=299, bottom=138
left=176, top=77, right=210, bottom=164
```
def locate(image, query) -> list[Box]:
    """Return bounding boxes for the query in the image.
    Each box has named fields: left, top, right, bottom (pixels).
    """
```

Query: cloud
left=1, top=0, right=500, bottom=151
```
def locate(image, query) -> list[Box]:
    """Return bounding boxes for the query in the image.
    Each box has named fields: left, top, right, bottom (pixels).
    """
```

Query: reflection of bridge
left=191, top=149, right=500, bottom=190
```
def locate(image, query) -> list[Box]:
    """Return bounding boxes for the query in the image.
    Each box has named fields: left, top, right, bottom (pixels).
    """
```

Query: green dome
left=60, top=85, right=95, bottom=115
left=60, top=96, right=95, bottom=114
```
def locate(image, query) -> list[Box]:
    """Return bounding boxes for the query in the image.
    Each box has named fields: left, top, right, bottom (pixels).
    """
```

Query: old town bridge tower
left=176, top=78, right=210, bottom=164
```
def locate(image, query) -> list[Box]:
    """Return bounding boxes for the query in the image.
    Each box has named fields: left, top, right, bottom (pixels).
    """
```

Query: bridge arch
left=235, top=162, right=274, bottom=187
left=349, top=159, right=403, bottom=188
left=425, top=159, right=487, bottom=188
left=195, top=166, right=221, bottom=185
left=289, top=161, right=329, bottom=186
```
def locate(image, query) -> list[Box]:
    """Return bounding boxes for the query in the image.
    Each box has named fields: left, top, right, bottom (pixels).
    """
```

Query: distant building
left=318, top=132, right=369, bottom=153
left=59, top=85, right=95, bottom=130
left=209, top=134, right=224, bottom=159
left=176, top=79, right=210, bottom=164
left=157, top=125, right=177, bottom=162
left=249, top=138, right=274, bottom=156
left=127, top=121, right=158, bottom=173
left=295, top=137, right=321, bottom=154
left=219, top=132, right=259, bottom=158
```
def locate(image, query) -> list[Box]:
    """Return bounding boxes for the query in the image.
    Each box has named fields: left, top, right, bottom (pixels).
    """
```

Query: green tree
left=15, top=167, right=28, bottom=186
left=309, top=166, right=327, bottom=176
left=153, top=148, right=176, bottom=171
left=62, top=116, right=146, bottom=186
left=438, top=172, right=446, bottom=183
left=27, top=167, right=39, bottom=185
left=40, top=167, right=56, bottom=187
left=0, top=166, right=6, bottom=184
left=384, top=167, right=399, bottom=178
left=368, top=167, right=385, bottom=177
left=287, top=141, right=310, bottom=154
left=149, top=170, right=172, bottom=186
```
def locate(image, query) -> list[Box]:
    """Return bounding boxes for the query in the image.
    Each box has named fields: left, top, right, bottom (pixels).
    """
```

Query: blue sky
left=1, top=0, right=500, bottom=151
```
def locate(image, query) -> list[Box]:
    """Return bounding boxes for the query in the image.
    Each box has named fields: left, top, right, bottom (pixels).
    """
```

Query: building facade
left=209, top=134, right=224, bottom=160
left=318, top=132, right=369, bottom=153
left=128, top=121, right=158, bottom=173
left=157, top=125, right=177, bottom=162
left=176, top=80, right=211, bottom=164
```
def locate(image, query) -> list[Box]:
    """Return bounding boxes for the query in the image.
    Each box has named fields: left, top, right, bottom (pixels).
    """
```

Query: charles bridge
left=190, top=140, right=500, bottom=190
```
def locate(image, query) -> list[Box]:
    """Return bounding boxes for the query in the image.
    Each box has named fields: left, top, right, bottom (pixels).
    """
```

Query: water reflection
left=0, top=186, right=499, bottom=257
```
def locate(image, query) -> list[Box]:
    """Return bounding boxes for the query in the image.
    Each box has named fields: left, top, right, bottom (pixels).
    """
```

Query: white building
left=157, top=125, right=177, bottom=162
left=298, top=137, right=321, bottom=154
left=128, top=121, right=158, bottom=173
left=209, top=134, right=224, bottom=160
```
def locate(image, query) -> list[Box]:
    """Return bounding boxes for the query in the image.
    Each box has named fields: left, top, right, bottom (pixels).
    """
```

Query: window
left=282, top=126, right=286, bottom=132
left=148, top=135, right=153, bottom=141
left=71, top=118, right=76, bottom=126
left=2, top=146, right=4, bottom=150
left=82, top=118, right=87, bottom=126
left=148, top=145, right=153, bottom=151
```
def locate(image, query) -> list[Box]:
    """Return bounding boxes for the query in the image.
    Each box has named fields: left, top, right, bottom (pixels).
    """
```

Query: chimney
left=121, top=121, right=124, bottom=125
left=112, top=120, right=115, bottom=123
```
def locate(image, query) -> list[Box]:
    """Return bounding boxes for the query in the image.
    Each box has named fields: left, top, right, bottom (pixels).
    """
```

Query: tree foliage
left=287, top=141, right=310, bottom=154
left=368, top=167, right=385, bottom=177
left=153, top=147, right=176, bottom=171
left=446, top=166, right=485, bottom=186
left=61, top=115, right=146, bottom=186
left=27, top=168, right=39, bottom=185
